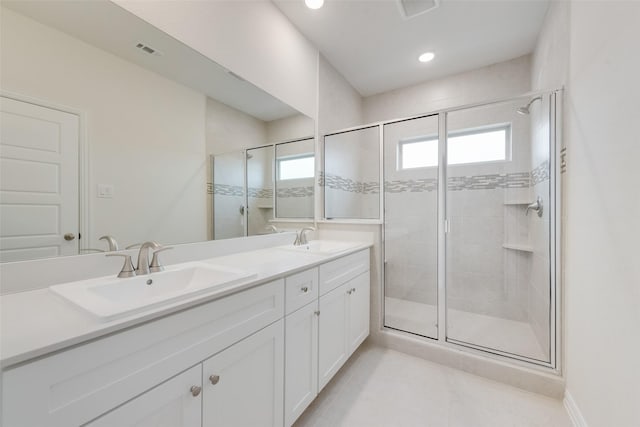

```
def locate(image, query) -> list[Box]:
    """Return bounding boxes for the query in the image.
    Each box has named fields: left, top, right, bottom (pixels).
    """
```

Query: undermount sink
left=49, top=263, right=257, bottom=322
left=277, top=240, right=356, bottom=255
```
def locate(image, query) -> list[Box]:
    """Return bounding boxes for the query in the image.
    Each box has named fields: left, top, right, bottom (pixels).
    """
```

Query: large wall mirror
left=0, top=0, right=314, bottom=262
left=211, top=137, right=315, bottom=240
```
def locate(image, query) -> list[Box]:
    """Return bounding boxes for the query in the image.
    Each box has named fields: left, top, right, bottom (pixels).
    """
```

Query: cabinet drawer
left=319, top=249, right=369, bottom=296
left=2, top=280, right=284, bottom=427
left=285, top=268, right=318, bottom=314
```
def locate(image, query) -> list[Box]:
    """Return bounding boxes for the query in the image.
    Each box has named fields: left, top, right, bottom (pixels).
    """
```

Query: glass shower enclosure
left=383, top=91, right=559, bottom=366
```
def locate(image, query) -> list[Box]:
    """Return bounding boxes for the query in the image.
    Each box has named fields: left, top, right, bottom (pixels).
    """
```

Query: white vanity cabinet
left=284, top=299, right=319, bottom=426
left=86, top=365, right=203, bottom=427
left=202, top=320, right=284, bottom=427
left=318, top=270, right=370, bottom=391
left=2, top=279, right=284, bottom=427
left=284, top=249, right=370, bottom=425
left=1, top=246, right=370, bottom=427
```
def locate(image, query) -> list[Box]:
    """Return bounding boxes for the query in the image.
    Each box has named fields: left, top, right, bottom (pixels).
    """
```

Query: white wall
left=266, top=114, right=314, bottom=144
left=114, top=0, right=318, bottom=119
left=1, top=8, right=207, bottom=251
left=363, top=55, right=531, bottom=123
left=539, top=2, right=640, bottom=425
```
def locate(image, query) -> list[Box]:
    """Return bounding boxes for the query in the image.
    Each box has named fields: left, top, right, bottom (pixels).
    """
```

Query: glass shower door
left=445, top=95, right=553, bottom=362
left=383, top=115, right=440, bottom=339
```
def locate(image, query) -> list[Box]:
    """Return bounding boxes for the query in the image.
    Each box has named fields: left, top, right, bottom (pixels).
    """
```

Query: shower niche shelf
left=502, top=243, right=534, bottom=252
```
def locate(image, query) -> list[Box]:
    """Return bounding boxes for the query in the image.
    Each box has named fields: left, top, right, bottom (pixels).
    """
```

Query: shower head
left=516, top=96, right=542, bottom=115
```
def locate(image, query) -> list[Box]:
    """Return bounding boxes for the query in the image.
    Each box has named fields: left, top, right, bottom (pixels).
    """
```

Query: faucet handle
left=149, top=246, right=173, bottom=273
left=106, top=254, right=136, bottom=278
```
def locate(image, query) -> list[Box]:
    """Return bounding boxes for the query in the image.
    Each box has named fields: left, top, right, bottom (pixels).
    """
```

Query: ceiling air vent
left=397, top=0, right=439, bottom=19
left=135, top=42, right=163, bottom=57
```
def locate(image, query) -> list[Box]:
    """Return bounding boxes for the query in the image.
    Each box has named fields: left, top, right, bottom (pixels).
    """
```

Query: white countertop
left=0, top=241, right=371, bottom=369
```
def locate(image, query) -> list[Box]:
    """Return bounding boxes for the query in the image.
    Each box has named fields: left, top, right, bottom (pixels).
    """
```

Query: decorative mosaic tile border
left=321, top=172, right=380, bottom=194
left=276, top=186, right=314, bottom=198
left=211, top=161, right=550, bottom=197
left=531, top=160, right=550, bottom=185
left=210, top=183, right=243, bottom=196
left=248, top=187, right=273, bottom=199
left=448, top=172, right=530, bottom=191
left=385, top=178, right=437, bottom=193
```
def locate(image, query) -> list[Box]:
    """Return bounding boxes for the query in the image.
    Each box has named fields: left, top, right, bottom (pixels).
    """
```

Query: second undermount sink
left=277, top=240, right=357, bottom=255
left=50, top=263, right=257, bottom=322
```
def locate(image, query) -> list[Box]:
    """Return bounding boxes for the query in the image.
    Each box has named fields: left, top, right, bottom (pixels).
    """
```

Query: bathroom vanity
left=0, top=242, right=371, bottom=427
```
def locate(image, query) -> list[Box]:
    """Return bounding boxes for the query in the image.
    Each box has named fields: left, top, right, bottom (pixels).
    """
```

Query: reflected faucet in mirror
left=294, top=227, right=316, bottom=246
left=99, top=235, right=119, bottom=251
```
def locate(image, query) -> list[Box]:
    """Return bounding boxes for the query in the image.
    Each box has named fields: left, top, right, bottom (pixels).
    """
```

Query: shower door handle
left=526, top=197, right=543, bottom=218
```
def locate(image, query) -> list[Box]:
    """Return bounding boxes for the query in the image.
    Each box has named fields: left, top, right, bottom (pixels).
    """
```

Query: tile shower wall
left=247, top=148, right=274, bottom=236
left=324, top=126, right=380, bottom=219
left=210, top=151, right=245, bottom=240
left=275, top=178, right=314, bottom=218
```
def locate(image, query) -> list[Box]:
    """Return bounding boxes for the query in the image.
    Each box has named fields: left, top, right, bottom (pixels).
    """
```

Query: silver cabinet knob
left=190, top=385, right=202, bottom=397
left=209, top=374, right=220, bottom=385
left=301, top=286, right=308, bottom=293
left=314, top=310, right=320, bottom=316
left=64, top=233, right=76, bottom=241
left=352, top=287, right=356, bottom=293
left=347, top=289, right=352, bottom=295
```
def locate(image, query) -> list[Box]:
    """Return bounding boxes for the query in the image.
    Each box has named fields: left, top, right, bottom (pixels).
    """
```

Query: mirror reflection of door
left=211, top=152, right=246, bottom=240
left=246, top=146, right=274, bottom=236
left=0, top=96, right=79, bottom=262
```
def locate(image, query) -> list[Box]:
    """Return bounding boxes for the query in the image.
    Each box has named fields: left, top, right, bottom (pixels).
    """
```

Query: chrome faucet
left=265, top=225, right=278, bottom=233
left=99, top=235, right=119, bottom=251
left=136, top=241, right=162, bottom=275
left=294, top=227, right=315, bottom=246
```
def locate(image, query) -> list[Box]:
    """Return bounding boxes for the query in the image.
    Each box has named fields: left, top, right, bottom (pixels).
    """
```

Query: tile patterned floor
left=294, top=344, right=570, bottom=427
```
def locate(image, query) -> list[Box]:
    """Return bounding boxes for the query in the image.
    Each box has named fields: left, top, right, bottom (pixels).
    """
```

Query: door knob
left=64, top=233, right=76, bottom=241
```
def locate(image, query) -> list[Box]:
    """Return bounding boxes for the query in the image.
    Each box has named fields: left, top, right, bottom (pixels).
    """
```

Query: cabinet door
left=202, top=320, right=284, bottom=427
left=318, top=282, right=350, bottom=391
left=284, top=301, right=319, bottom=426
left=86, top=365, right=202, bottom=427
left=348, top=271, right=370, bottom=355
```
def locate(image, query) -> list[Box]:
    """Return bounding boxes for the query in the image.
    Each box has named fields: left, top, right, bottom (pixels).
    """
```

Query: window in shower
left=277, top=155, right=314, bottom=180
left=398, top=124, right=510, bottom=170
left=445, top=97, right=552, bottom=363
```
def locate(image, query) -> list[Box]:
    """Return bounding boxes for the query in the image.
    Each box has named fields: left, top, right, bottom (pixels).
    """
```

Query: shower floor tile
left=294, top=344, right=570, bottom=427
left=384, top=297, right=547, bottom=361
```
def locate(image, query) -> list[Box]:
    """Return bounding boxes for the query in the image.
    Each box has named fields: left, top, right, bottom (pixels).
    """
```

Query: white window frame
left=398, top=123, right=512, bottom=170
left=277, top=153, right=315, bottom=181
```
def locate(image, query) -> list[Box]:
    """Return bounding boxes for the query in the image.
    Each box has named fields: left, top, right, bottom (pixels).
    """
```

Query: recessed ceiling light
left=305, top=0, right=324, bottom=9
left=418, top=52, right=435, bottom=63
left=304, top=0, right=324, bottom=9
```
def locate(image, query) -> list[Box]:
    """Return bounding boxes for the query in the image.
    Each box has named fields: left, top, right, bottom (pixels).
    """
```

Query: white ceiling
left=273, top=0, right=550, bottom=96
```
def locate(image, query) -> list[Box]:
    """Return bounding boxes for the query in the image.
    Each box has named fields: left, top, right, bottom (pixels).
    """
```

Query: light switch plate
left=97, top=184, right=114, bottom=198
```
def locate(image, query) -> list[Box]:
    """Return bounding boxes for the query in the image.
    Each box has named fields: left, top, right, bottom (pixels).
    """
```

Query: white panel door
left=284, top=300, right=318, bottom=426
left=347, top=271, right=370, bottom=355
left=202, top=320, right=284, bottom=427
left=318, top=282, right=349, bottom=391
left=0, top=96, right=79, bottom=262
left=86, top=365, right=202, bottom=427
